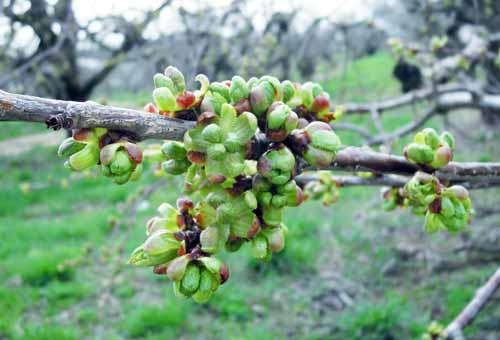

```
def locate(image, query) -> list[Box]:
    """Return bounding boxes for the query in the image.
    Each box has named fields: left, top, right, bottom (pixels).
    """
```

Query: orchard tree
left=1, top=65, right=500, bottom=339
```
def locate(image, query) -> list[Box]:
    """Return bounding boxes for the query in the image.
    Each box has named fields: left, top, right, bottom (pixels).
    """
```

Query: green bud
left=109, top=150, right=132, bottom=175
left=447, top=185, right=469, bottom=201
left=251, top=234, right=269, bottom=259
left=192, top=269, right=216, bottom=303
left=260, top=76, right=283, bottom=101
left=162, top=159, right=190, bottom=175
left=271, top=195, right=287, bottom=208
left=161, top=141, right=187, bottom=160
left=264, top=227, right=285, bottom=253
left=200, top=92, right=227, bottom=114
left=430, top=146, right=452, bottom=168
left=67, top=143, right=100, bottom=171
left=153, top=73, right=175, bottom=91
left=207, top=144, right=226, bottom=160
left=164, top=66, right=185, bottom=94
left=173, top=280, right=190, bottom=299
left=257, top=147, right=296, bottom=185
left=299, top=82, right=314, bottom=108
left=181, top=263, right=200, bottom=293
left=167, top=255, right=190, bottom=281
left=282, top=80, right=296, bottom=103
left=250, top=82, right=274, bottom=116
left=230, top=76, right=250, bottom=103
left=244, top=191, right=258, bottom=210
left=262, top=206, right=283, bottom=226
left=424, top=212, right=446, bottom=233
left=209, top=82, right=231, bottom=102
left=58, top=138, right=85, bottom=158
left=200, top=226, right=221, bottom=254
left=440, top=131, right=455, bottom=149
left=266, top=104, right=299, bottom=142
left=422, top=128, right=440, bottom=149
left=153, top=87, right=176, bottom=112
left=202, top=124, right=224, bottom=143
left=405, top=143, right=434, bottom=164
left=440, top=197, right=454, bottom=218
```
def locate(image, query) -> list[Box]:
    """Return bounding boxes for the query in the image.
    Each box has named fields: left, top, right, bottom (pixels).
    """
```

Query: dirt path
left=0, top=131, right=65, bottom=157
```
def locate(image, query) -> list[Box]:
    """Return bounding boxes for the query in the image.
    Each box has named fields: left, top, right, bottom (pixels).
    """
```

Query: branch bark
left=445, top=267, right=500, bottom=340
left=1, top=90, right=500, bottom=187
left=342, top=83, right=500, bottom=114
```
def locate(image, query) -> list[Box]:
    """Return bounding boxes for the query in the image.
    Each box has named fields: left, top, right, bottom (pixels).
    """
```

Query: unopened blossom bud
left=198, top=256, right=229, bottom=284
left=162, top=141, right=187, bottom=160
left=430, top=145, right=452, bottom=168
left=264, top=226, right=285, bottom=253
left=164, top=66, right=185, bottom=94
left=251, top=234, right=269, bottom=259
left=276, top=180, right=304, bottom=207
left=404, top=143, right=434, bottom=164
left=192, top=268, right=218, bottom=303
left=299, top=82, right=315, bottom=108
left=440, top=131, right=455, bottom=149
left=58, top=137, right=85, bottom=158
left=202, top=124, right=224, bottom=144
left=230, top=75, right=250, bottom=103
left=424, top=212, right=446, bottom=233
left=180, top=263, right=201, bottom=293
left=166, top=254, right=190, bottom=281
left=58, top=129, right=105, bottom=171
left=209, top=82, right=231, bottom=102
left=262, top=205, right=283, bottom=226
left=100, top=142, right=143, bottom=184
left=153, top=87, right=176, bottom=112
left=422, top=128, right=440, bottom=149
left=257, top=146, right=296, bottom=185
left=153, top=73, right=175, bottom=90
left=292, top=122, right=341, bottom=167
left=282, top=80, right=296, bottom=103
left=447, top=185, right=469, bottom=201
left=200, top=92, right=228, bottom=114
left=200, top=226, right=221, bottom=254
left=266, top=103, right=299, bottom=142
left=250, top=81, right=275, bottom=116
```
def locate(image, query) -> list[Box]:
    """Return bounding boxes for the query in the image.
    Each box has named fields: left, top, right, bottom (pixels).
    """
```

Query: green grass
left=0, top=52, right=498, bottom=339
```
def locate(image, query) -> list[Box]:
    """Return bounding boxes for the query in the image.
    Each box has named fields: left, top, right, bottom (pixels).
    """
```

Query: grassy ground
left=0, top=53, right=499, bottom=339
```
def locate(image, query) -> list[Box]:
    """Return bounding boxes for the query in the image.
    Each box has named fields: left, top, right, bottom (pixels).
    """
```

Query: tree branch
left=1, top=90, right=500, bottom=187
left=342, top=84, right=500, bottom=115
left=445, top=267, right=500, bottom=340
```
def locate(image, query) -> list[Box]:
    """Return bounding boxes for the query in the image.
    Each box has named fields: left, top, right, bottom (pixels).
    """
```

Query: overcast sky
left=73, top=0, right=378, bottom=31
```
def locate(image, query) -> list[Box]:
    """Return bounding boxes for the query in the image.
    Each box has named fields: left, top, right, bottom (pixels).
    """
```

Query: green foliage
left=124, top=302, right=189, bottom=338
left=335, top=293, right=428, bottom=340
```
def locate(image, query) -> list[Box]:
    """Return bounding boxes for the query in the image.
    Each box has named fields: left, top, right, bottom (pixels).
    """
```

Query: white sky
left=73, top=0, right=377, bottom=31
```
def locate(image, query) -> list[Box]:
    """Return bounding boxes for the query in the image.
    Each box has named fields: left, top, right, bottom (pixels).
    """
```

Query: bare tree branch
left=341, top=84, right=500, bottom=115
left=1, top=90, right=500, bottom=187
left=445, top=267, right=500, bottom=340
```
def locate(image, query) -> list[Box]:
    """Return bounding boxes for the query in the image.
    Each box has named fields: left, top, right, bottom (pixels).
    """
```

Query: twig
left=445, top=267, right=500, bottom=340
left=367, top=107, right=439, bottom=146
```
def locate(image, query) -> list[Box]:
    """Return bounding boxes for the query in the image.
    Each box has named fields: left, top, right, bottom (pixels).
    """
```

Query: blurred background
left=0, top=0, right=499, bottom=339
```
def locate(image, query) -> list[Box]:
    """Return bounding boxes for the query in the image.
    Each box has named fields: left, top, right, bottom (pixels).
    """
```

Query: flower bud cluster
left=128, top=198, right=229, bottom=303
left=402, top=172, right=473, bottom=233
left=304, top=171, right=340, bottom=206
left=58, top=128, right=144, bottom=185
left=148, top=66, right=209, bottom=117
left=403, top=128, right=455, bottom=169
left=125, top=66, right=346, bottom=301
